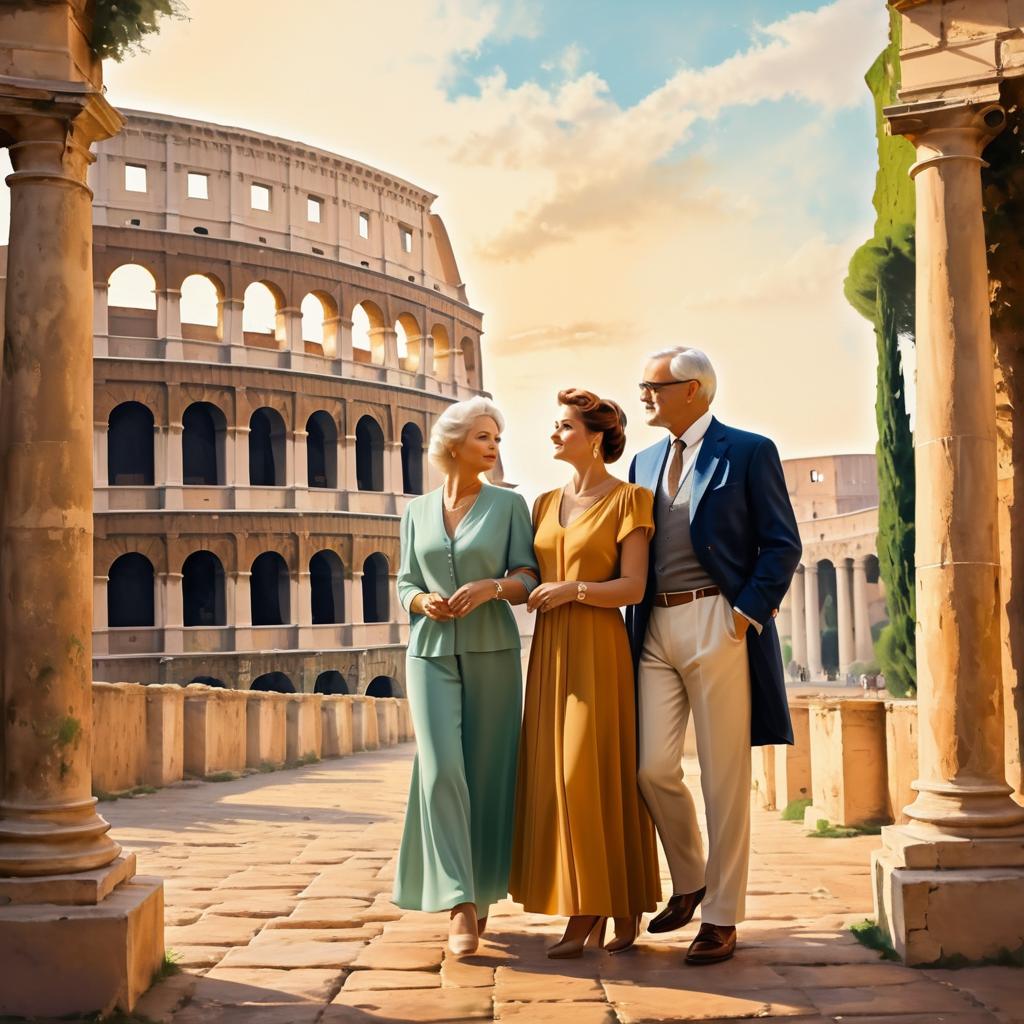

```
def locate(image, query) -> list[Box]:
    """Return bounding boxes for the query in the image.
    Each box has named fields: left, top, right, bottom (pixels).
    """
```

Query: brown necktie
left=666, top=438, right=686, bottom=497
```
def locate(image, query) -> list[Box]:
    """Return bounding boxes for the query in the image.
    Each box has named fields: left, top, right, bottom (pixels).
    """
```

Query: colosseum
left=0, top=110, right=489, bottom=697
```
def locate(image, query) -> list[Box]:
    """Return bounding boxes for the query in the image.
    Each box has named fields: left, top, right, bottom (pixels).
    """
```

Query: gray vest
left=652, top=462, right=716, bottom=593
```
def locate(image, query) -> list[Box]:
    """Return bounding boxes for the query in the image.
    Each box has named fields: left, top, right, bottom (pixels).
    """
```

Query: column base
left=872, top=824, right=1024, bottom=964
left=0, top=874, right=165, bottom=1017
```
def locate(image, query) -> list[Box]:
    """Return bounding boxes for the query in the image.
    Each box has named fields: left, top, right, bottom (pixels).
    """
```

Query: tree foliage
left=843, top=9, right=917, bottom=697
left=90, top=0, right=185, bottom=62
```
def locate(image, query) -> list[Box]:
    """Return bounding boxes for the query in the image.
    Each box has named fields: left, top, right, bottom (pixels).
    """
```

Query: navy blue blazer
left=626, top=417, right=802, bottom=746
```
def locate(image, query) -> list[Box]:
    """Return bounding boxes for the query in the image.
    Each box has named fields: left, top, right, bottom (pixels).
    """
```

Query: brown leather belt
left=654, top=586, right=721, bottom=608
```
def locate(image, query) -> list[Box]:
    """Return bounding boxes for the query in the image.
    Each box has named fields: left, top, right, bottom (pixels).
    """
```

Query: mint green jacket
left=397, top=484, right=540, bottom=657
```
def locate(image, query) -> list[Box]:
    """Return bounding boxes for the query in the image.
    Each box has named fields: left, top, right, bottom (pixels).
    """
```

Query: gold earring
left=592, top=446, right=600, bottom=459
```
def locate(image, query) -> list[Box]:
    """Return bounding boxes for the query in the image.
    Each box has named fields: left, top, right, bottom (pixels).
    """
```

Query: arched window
left=180, top=273, right=222, bottom=342
left=366, top=676, right=395, bottom=697
left=395, top=313, right=421, bottom=372
left=355, top=416, right=385, bottom=492
left=249, top=407, right=287, bottom=487
left=182, top=550, right=226, bottom=627
left=306, top=411, right=337, bottom=489
left=314, top=670, right=348, bottom=695
left=865, top=554, right=881, bottom=585
left=400, top=422, right=424, bottom=495
left=243, top=281, right=283, bottom=348
left=301, top=292, right=338, bottom=355
left=107, top=264, right=157, bottom=338
left=351, top=300, right=385, bottom=365
left=108, top=402, right=154, bottom=485
left=251, top=551, right=290, bottom=626
left=460, top=337, right=476, bottom=384
left=362, top=553, right=389, bottom=623
left=251, top=672, right=295, bottom=693
left=432, top=325, right=450, bottom=380
left=108, top=553, right=155, bottom=628
left=182, top=402, right=226, bottom=485
left=310, top=550, right=345, bottom=625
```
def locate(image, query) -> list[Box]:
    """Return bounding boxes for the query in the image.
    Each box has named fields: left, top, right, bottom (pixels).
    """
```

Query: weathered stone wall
left=91, top=681, right=412, bottom=795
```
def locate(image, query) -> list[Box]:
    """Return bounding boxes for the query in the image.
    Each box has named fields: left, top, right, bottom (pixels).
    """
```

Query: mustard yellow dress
left=510, top=482, right=662, bottom=917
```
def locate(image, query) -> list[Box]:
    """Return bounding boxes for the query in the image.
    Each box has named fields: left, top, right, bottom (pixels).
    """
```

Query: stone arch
left=366, top=675, right=396, bottom=697
left=310, top=549, right=345, bottom=625
left=251, top=672, right=295, bottom=693
left=351, top=299, right=385, bottom=365
left=180, top=272, right=224, bottom=342
left=182, top=550, right=226, bottom=627
left=108, top=263, right=157, bottom=338
left=865, top=553, right=881, bottom=584
left=108, top=552, right=155, bottom=628
left=816, top=557, right=838, bottom=676
left=249, top=407, right=287, bottom=487
left=400, top=421, right=424, bottom=495
left=243, top=280, right=286, bottom=348
left=301, top=290, right=339, bottom=355
left=182, top=401, right=227, bottom=485
left=251, top=551, right=290, bottom=626
left=431, top=324, right=450, bottom=380
left=362, top=552, right=390, bottom=623
left=314, top=670, right=348, bottom=695
left=306, top=410, right=338, bottom=489
left=108, top=401, right=154, bottom=486
left=355, top=415, right=385, bottom=492
left=395, top=312, right=421, bottom=372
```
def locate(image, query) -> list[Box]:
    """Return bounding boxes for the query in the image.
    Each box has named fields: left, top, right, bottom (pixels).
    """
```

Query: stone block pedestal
left=0, top=875, right=164, bottom=1017
left=873, top=825, right=1024, bottom=964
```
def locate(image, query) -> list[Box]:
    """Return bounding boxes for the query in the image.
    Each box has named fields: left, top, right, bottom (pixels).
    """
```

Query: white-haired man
left=626, top=347, right=801, bottom=964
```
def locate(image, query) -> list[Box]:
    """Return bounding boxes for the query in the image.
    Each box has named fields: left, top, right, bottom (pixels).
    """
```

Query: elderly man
left=627, top=346, right=801, bottom=965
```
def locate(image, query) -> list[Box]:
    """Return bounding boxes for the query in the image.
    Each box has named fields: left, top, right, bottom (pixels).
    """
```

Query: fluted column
left=790, top=566, right=807, bottom=671
left=836, top=558, right=854, bottom=674
left=889, top=101, right=1023, bottom=835
left=853, top=555, right=874, bottom=664
left=0, top=101, right=124, bottom=875
left=803, top=563, right=823, bottom=679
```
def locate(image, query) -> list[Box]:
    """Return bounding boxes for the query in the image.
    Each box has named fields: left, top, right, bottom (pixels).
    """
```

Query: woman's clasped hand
left=526, top=581, right=577, bottom=613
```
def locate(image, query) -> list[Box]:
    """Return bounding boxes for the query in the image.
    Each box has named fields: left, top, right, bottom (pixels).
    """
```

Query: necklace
left=444, top=491, right=479, bottom=513
left=566, top=478, right=615, bottom=501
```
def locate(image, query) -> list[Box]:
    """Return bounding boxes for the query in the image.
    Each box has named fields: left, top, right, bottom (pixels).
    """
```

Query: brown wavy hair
left=557, top=388, right=627, bottom=464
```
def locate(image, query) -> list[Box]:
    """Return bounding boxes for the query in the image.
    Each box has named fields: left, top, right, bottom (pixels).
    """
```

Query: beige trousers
left=637, top=594, right=752, bottom=926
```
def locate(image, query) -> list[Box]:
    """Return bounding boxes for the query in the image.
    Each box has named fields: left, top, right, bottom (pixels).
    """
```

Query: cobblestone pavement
left=99, top=743, right=1023, bottom=1023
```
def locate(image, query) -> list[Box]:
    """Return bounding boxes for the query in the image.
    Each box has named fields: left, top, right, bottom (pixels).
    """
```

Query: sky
left=6, top=0, right=891, bottom=496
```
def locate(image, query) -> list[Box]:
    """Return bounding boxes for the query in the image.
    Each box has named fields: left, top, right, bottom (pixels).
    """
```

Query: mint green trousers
left=393, top=649, right=522, bottom=914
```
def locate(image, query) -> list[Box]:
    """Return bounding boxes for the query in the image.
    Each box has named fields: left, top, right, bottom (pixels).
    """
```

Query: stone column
left=853, top=555, right=874, bottom=664
left=92, top=574, right=109, bottom=656
left=386, top=439, right=403, bottom=494
left=0, top=39, right=164, bottom=1016
left=335, top=315, right=353, bottom=364
left=350, top=570, right=365, bottom=625
left=803, top=563, right=823, bottom=679
left=164, top=420, right=183, bottom=510
left=158, top=286, right=183, bottom=360
left=790, top=566, right=807, bottom=672
left=283, top=305, right=304, bottom=355
left=93, top=279, right=108, bottom=357
left=873, top=100, right=1024, bottom=965
left=835, top=558, right=854, bottom=675
left=160, top=571, right=184, bottom=654
left=343, top=432, right=359, bottom=492
left=0, top=105, right=122, bottom=876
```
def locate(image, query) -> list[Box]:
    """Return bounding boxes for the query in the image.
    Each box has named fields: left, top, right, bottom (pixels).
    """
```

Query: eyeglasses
left=638, top=379, right=697, bottom=394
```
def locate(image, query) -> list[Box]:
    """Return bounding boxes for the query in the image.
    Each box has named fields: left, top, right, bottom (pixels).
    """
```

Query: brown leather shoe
left=686, top=923, right=736, bottom=964
left=646, top=886, right=706, bottom=934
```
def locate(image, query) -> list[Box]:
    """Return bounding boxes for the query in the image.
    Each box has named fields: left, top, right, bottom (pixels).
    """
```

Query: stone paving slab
left=105, top=745, right=1019, bottom=1024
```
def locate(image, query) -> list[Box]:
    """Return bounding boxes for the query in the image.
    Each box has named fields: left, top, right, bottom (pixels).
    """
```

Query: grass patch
left=257, top=760, right=279, bottom=773
left=285, top=752, right=320, bottom=770
left=126, top=785, right=157, bottom=798
left=203, top=771, right=239, bottom=783
left=152, top=949, right=183, bottom=984
left=921, top=944, right=1024, bottom=969
left=808, top=818, right=883, bottom=839
left=781, top=798, right=812, bottom=821
left=850, top=919, right=901, bottom=961
left=94, top=789, right=118, bottom=803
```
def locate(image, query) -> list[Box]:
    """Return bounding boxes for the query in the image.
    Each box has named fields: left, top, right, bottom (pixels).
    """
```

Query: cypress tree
left=843, top=11, right=917, bottom=696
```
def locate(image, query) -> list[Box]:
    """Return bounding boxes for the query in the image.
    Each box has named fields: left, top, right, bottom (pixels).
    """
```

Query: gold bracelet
left=493, top=580, right=504, bottom=601
left=577, top=582, right=587, bottom=602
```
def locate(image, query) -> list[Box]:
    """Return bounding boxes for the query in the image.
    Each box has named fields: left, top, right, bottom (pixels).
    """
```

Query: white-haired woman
left=393, top=397, right=539, bottom=957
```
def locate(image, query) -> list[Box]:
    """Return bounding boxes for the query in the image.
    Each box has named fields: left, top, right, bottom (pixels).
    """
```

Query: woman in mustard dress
left=510, top=388, right=661, bottom=958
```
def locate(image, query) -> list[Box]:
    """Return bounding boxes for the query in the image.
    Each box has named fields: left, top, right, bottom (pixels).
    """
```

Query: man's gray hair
left=428, top=396, right=505, bottom=472
left=649, top=346, right=717, bottom=403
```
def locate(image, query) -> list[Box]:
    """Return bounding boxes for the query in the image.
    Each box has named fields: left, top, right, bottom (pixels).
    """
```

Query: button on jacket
left=397, top=483, right=540, bottom=657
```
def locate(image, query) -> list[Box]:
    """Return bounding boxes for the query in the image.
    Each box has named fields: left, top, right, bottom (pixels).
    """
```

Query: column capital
left=0, top=86, right=123, bottom=187
left=885, top=99, right=1006, bottom=171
